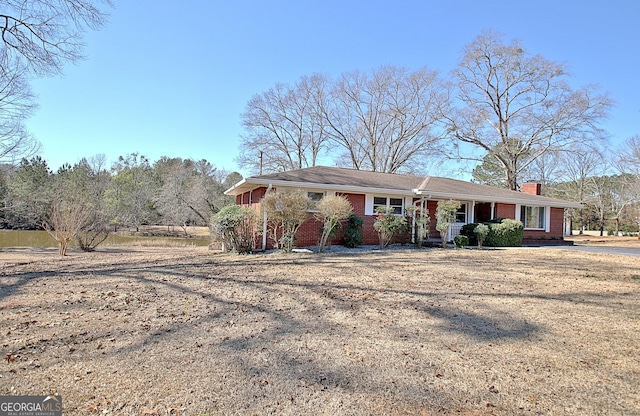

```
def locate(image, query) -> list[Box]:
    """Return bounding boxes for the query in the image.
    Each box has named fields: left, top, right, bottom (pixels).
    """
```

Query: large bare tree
left=0, top=0, right=112, bottom=76
left=0, top=50, right=40, bottom=163
left=238, top=66, right=448, bottom=175
left=446, top=31, right=612, bottom=190
left=550, top=144, right=605, bottom=234
left=620, top=135, right=640, bottom=173
left=324, top=65, right=448, bottom=173
left=0, top=0, right=111, bottom=163
left=238, top=74, right=330, bottom=174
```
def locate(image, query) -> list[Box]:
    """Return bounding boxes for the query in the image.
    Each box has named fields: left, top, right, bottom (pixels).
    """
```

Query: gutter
left=412, top=189, right=582, bottom=209
left=223, top=178, right=248, bottom=196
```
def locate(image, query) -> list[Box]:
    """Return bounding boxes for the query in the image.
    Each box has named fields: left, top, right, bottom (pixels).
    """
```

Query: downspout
left=262, top=184, right=273, bottom=251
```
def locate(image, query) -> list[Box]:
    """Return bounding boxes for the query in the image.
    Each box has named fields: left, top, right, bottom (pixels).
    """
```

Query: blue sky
left=27, top=0, right=639, bottom=177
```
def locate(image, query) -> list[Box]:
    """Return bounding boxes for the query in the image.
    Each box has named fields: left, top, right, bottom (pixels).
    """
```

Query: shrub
left=406, top=205, right=430, bottom=248
left=211, top=205, right=258, bottom=254
left=373, top=207, right=407, bottom=248
left=461, top=218, right=523, bottom=247
left=474, top=223, right=489, bottom=249
left=435, top=200, right=460, bottom=248
left=261, top=189, right=310, bottom=252
left=485, top=219, right=523, bottom=247
left=460, top=222, right=480, bottom=246
left=314, top=195, right=353, bottom=252
left=343, top=214, right=363, bottom=248
left=453, top=235, right=469, bottom=248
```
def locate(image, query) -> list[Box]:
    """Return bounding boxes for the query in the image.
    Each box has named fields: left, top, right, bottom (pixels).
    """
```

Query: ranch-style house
left=224, top=166, right=581, bottom=250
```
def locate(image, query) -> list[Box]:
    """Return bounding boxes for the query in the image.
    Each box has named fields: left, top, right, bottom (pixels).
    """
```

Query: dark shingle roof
left=226, top=166, right=581, bottom=208
left=254, top=166, right=425, bottom=190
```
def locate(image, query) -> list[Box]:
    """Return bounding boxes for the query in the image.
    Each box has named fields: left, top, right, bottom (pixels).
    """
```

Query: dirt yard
left=1, top=243, right=639, bottom=415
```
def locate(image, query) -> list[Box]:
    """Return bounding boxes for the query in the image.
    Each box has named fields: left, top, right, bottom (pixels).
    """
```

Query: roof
left=225, top=166, right=582, bottom=208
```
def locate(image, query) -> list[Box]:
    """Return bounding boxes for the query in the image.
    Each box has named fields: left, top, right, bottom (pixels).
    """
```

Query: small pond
left=0, top=230, right=210, bottom=248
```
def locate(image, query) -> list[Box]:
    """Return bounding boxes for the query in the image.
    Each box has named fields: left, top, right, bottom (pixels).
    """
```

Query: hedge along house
left=224, top=166, right=582, bottom=250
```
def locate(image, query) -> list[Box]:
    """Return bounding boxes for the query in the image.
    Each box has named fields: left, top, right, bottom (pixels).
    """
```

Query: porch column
left=490, top=202, right=495, bottom=220
left=470, top=201, right=475, bottom=223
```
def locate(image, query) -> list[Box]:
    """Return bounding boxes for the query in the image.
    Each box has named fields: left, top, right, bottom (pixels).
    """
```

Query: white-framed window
left=455, top=204, right=467, bottom=223
left=373, top=196, right=404, bottom=215
left=520, top=205, right=545, bottom=229
left=307, top=191, right=325, bottom=211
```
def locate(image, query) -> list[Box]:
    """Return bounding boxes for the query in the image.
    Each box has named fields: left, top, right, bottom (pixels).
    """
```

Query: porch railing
left=447, top=223, right=464, bottom=242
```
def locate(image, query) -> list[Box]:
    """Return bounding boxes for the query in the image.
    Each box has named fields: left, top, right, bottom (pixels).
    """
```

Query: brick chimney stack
left=521, top=183, right=542, bottom=195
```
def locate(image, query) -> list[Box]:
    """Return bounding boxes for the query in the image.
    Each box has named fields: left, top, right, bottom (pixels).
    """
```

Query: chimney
left=521, top=183, right=541, bottom=195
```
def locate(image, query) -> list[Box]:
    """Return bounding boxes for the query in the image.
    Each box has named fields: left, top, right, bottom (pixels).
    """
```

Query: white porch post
left=470, top=201, right=475, bottom=223
left=490, top=202, right=495, bottom=220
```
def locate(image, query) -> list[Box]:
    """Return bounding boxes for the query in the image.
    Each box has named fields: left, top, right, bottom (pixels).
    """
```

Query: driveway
left=546, top=244, right=640, bottom=258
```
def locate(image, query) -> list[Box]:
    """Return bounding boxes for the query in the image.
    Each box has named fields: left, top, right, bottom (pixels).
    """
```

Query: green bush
left=473, top=223, right=490, bottom=248
left=211, top=205, right=257, bottom=253
left=373, top=207, right=407, bottom=248
left=343, top=214, right=363, bottom=248
left=460, top=223, right=480, bottom=246
left=486, top=219, right=523, bottom=247
left=453, top=235, right=469, bottom=248
left=460, top=218, right=523, bottom=247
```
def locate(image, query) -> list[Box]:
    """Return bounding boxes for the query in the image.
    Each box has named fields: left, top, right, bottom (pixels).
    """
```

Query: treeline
left=0, top=153, right=241, bottom=235
left=549, top=173, right=639, bottom=236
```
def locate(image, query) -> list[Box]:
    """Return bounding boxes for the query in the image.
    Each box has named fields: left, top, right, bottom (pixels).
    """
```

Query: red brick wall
left=523, top=207, right=565, bottom=240
left=340, top=193, right=365, bottom=215
left=251, top=187, right=268, bottom=204
left=495, top=203, right=516, bottom=219
left=521, top=183, right=541, bottom=195
left=238, top=188, right=567, bottom=248
left=294, top=214, right=323, bottom=247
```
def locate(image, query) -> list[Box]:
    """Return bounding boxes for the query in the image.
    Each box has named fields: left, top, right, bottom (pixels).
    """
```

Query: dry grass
left=0, top=245, right=639, bottom=415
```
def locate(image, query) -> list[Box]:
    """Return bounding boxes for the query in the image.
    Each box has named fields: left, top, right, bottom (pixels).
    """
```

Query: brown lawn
left=0, top=244, right=639, bottom=415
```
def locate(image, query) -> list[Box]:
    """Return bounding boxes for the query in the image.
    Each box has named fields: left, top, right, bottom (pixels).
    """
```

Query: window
left=373, top=196, right=404, bottom=215
left=455, top=204, right=467, bottom=223
left=307, top=191, right=325, bottom=210
left=521, top=206, right=545, bottom=229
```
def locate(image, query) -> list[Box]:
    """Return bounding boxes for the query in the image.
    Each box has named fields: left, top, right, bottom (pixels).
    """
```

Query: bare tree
left=154, top=157, right=232, bottom=233
left=0, top=0, right=112, bottom=76
left=617, top=135, right=640, bottom=234
left=551, top=145, right=605, bottom=234
left=619, top=135, right=640, bottom=173
left=324, top=65, right=448, bottom=173
left=65, top=158, right=111, bottom=251
left=43, top=198, right=89, bottom=255
left=260, top=189, right=310, bottom=252
left=0, top=50, right=40, bottom=163
left=238, top=74, right=331, bottom=174
left=446, top=31, right=613, bottom=190
left=0, top=0, right=110, bottom=163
